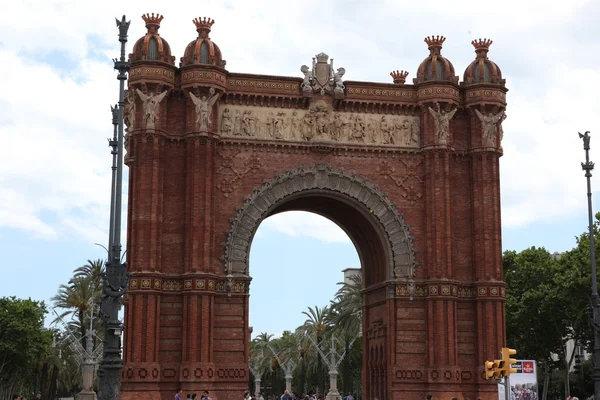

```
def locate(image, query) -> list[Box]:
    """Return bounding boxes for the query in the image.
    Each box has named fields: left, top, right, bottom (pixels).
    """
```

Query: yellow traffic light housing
left=501, top=348, right=517, bottom=376
left=484, top=360, right=502, bottom=379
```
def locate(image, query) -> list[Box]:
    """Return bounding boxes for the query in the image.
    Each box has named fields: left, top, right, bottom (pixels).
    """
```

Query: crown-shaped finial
left=315, top=52, right=329, bottom=63
left=193, top=17, right=215, bottom=33
left=471, top=38, right=493, bottom=52
left=142, top=13, right=164, bottom=32
left=424, top=35, right=446, bottom=48
left=390, top=70, right=409, bottom=84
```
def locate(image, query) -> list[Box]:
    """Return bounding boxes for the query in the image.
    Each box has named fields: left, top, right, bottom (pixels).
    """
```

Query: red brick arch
left=122, top=20, right=508, bottom=400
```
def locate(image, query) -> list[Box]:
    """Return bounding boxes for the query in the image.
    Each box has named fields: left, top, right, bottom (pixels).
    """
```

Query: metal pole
left=98, top=15, right=130, bottom=400
left=108, top=106, right=118, bottom=254
left=579, top=130, right=600, bottom=400
left=504, top=376, right=510, bottom=400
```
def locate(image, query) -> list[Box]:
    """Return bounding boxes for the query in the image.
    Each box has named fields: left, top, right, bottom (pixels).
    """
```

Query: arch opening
left=260, top=193, right=388, bottom=287
left=248, top=209, right=362, bottom=397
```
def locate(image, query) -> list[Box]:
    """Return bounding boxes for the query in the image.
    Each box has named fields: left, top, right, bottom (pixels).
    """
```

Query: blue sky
left=1, top=0, right=600, bottom=338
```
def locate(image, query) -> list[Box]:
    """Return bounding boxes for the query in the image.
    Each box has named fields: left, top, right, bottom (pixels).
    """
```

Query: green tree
left=0, top=297, right=52, bottom=399
left=504, top=243, right=596, bottom=399
left=330, top=274, right=362, bottom=395
left=301, top=305, right=332, bottom=395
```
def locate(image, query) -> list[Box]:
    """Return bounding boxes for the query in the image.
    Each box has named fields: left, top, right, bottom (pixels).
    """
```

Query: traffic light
left=500, top=348, right=518, bottom=376
left=484, top=360, right=502, bottom=379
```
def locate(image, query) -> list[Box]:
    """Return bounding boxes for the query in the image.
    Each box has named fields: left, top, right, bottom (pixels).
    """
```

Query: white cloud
left=260, top=212, right=351, bottom=244
left=0, top=0, right=599, bottom=243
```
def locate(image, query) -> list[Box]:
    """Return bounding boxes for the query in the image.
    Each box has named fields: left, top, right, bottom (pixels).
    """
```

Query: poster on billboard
left=497, top=360, right=538, bottom=400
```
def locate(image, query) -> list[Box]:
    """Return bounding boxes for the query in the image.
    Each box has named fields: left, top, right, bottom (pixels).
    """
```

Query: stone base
left=325, top=390, right=341, bottom=400
left=77, top=390, right=97, bottom=400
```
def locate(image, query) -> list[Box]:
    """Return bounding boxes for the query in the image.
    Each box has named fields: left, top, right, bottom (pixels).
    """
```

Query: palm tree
left=73, top=259, right=105, bottom=288
left=330, top=274, right=363, bottom=394
left=52, top=276, right=98, bottom=348
left=52, top=260, right=105, bottom=349
left=301, top=305, right=332, bottom=395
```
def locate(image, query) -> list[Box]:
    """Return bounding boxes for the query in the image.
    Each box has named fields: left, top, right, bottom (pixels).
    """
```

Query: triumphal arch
left=121, top=13, right=508, bottom=400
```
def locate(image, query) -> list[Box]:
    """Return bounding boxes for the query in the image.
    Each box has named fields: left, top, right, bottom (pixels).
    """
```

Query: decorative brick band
left=128, top=277, right=248, bottom=294
left=396, top=283, right=505, bottom=299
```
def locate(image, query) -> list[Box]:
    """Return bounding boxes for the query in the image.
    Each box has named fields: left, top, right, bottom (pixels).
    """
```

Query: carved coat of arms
left=301, top=52, right=346, bottom=96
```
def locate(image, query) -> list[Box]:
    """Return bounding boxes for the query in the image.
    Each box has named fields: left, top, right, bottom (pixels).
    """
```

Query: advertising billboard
left=498, top=360, right=538, bottom=400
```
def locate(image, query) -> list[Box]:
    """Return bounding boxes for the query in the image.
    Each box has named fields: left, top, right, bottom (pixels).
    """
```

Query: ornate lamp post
left=98, top=16, right=130, bottom=400
left=579, top=130, right=600, bottom=400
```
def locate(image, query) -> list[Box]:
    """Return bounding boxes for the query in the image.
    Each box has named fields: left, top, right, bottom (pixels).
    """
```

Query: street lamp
left=97, top=15, right=130, bottom=400
left=579, top=130, right=600, bottom=400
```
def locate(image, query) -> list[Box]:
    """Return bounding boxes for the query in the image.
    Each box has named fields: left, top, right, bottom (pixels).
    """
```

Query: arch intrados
left=222, top=164, right=417, bottom=286
left=264, top=192, right=389, bottom=286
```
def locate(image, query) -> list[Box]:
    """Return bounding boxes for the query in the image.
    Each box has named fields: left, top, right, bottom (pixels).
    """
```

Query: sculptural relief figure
left=475, top=109, right=506, bottom=147
left=410, top=118, right=420, bottom=145
left=274, top=112, right=286, bottom=139
left=289, top=111, right=300, bottom=139
left=300, top=65, right=312, bottom=92
left=380, top=116, right=394, bottom=144
left=266, top=112, right=275, bottom=137
left=136, top=88, right=168, bottom=130
left=233, top=110, right=242, bottom=135
left=367, top=118, right=379, bottom=143
left=333, top=67, right=346, bottom=95
left=394, top=118, right=410, bottom=145
left=242, top=110, right=257, bottom=136
left=220, top=108, right=233, bottom=134
left=313, top=103, right=331, bottom=138
left=124, top=89, right=136, bottom=132
left=302, top=110, right=315, bottom=141
left=498, top=112, right=507, bottom=146
left=428, top=102, right=457, bottom=145
left=190, top=87, right=220, bottom=131
left=351, top=115, right=366, bottom=142
left=331, top=114, right=344, bottom=141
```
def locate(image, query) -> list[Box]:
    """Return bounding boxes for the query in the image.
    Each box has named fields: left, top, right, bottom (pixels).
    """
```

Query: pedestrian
left=244, top=391, right=251, bottom=400
left=204, top=390, right=213, bottom=400
left=174, top=388, right=183, bottom=400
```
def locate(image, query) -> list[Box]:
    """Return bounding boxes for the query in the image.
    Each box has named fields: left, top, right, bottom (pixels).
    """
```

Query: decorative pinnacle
left=193, top=17, right=215, bottom=34
left=142, top=13, right=164, bottom=32
left=472, top=38, right=493, bottom=52
left=115, top=15, right=131, bottom=40
left=424, top=35, right=446, bottom=50
left=390, top=70, right=409, bottom=84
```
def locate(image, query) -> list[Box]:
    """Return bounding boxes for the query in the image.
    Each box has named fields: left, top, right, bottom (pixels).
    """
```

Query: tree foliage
left=249, top=275, right=363, bottom=397
left=504, top=213, right=600, bottom=399
left=0, top=297, right=52, bottom=399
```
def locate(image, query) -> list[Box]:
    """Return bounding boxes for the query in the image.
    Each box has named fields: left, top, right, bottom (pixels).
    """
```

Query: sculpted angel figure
left=124, top=89, right=136, bottom=132
left=428, top=102, right=457, bottom=144
left=190, top=87, right=220, bottom=131
left=475, top=109, right=506, bottom=147
left=136, top=88, right=168, bottom=130
left=300, top=65, right=312, bottom=92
